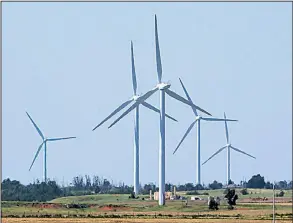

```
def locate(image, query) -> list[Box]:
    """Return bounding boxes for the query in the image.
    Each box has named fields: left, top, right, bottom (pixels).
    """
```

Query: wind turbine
left=92, top=41, right=177, bottom=195
left=107, top=15, right=212, bottom=206
left=202, top=112, right=256, bottom=185
left=26, top=112, right=76, bottom=183
left=173, top=78, right=238, bottom=185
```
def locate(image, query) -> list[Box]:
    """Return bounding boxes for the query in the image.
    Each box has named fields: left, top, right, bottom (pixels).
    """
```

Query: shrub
left=240, top=188, right=248, bottom=195
left=276, top=190, right=285, bottom=197
left=186, top=190, right=200, bottom=195
left=128, top=192, right=135, bottom=199
left=186, top=190, right=208, bottom=195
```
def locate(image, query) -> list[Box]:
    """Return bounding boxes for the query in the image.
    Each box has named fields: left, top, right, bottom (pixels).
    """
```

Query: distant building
left=191, top=196, right=202, bottom=201
left=154, top=192, right=172, bottom=200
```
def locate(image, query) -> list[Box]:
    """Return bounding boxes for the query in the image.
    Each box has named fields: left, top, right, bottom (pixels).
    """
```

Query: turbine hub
left=133, top=95, right=140, bottom=101
left=157, top=83, right=171, bottom=90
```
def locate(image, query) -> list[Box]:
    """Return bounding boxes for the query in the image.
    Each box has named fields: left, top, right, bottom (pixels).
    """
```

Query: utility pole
left=272, top=182, right=275, bottom=223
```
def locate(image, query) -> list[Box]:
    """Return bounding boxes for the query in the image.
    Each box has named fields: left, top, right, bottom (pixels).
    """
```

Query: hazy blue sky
left=2, top=2, right=292, bottom=186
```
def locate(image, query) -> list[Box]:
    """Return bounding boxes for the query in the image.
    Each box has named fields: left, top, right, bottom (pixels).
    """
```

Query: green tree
left=194, top=184, right=204, bottom=190
left=228, top=179, right=234, bottom=185
left=165, top=183, right=172, bottom=192
left=264, top=181, right=273, bottom=189
left=209, top=180, right=223, bottom=190
left=185, top=183, right=194, bottom=191
left=247, top=174, right=265, bottom=188
left=277, top=181, right=287, bottom=189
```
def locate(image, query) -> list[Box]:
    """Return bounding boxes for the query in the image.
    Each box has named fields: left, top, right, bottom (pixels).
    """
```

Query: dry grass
left=2, top=218, right=292, bottom=223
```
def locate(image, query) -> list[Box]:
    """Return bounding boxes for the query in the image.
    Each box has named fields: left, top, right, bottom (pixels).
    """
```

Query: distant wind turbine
left=173, top=78, right=238, bottom=185
left=108, top=15, right=212, bottom=206
left=202, top=112, right=256, bottom=185
left=92, top=41, right=177, bottom=196
left=26, top=112, right=76, bottom=183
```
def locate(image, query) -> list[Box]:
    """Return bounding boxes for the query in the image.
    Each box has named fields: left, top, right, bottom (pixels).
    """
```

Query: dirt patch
left=100, top=206, right=113, bottom=211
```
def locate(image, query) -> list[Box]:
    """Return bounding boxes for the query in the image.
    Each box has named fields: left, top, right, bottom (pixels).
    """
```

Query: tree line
left=1, top=174, right=292, bottom=202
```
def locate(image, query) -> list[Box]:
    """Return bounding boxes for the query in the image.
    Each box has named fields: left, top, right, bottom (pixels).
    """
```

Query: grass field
left=1, top=189, right=292, bottom=222
left=50, top=188, right=293, bottom=204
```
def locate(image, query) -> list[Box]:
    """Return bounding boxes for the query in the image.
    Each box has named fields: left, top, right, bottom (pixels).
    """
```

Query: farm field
left=48, top=188, right=292, bottom=204
left=1, top=189, right=292, bottom=222
left=2, top=218, right=293, bottom=223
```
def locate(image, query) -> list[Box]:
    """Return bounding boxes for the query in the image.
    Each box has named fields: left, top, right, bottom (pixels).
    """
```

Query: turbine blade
left=29, top=142, right=44, bottom=171
left=26, top=112, right=44, bottom=140
left=131, top=41, right=137, bottom=95
left=108, top=87, right=158, bottom=128
left=140, top=86, right=158, bottom=102
left=173, top=120, right=197, bottom=155
left=202, top=145, right=227, bottom=165
left=92, top=99, right=133, bottom=131
left=155, top=15, right=162, bottom=83
left=224, top=112, right=229, bottom=143
left=201, top=117, right=238, bottom=122
left=108, top=102, right=140, bottom=129
left=179, top=78, right=198, bottom=116
left=141, top=101, right=178, bottom=122
left=165, top=89, right=212, bottom=116
left=47, top=137, right=76, bottom=142
left=230, top=146, right=256, bottom=159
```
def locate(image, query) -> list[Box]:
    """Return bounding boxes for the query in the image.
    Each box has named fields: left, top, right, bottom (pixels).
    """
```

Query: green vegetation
left=2, top=174, right=292, bottom=203
left=1, top=179, right=62, bottom=202
left=1, top=194, right=292, bottom=221
left=240, top=188, right=248, bottom=195
left=185, top=190, right=208, bottom=196
left=51, top=194, right=146, bottom=204
left=276, top=190, right=285, bottom=197
left=1, top=186, right=292, bottom=221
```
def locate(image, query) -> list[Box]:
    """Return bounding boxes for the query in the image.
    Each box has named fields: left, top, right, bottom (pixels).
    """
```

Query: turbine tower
left=26, top=112, right=76, bottom=183
left=173, top=78, right=238, bottom=185
left=108, top=15, right=212, bottom=205
left=202, top=112, right=256, bottom=185
left=92, top=41, right=177, bottom=195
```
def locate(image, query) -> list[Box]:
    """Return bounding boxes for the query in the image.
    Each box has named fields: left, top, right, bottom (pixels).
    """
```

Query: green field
left=1, top=189, right=292, bottom=222
left=49, top=188, right=292, bottom=205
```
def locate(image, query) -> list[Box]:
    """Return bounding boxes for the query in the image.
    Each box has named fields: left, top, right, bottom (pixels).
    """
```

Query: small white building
left=191, top=196, right=202, bottom=201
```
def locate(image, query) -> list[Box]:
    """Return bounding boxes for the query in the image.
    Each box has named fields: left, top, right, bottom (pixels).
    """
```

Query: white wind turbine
left=202, top=112, right=256, bottom=185
left=92, top=41, right=177, bottom=195
left=173, top=78, right=238, bottom=185
left=108, top=15, right=212, bottom=206
left=26, top=112, right=76, bottom=183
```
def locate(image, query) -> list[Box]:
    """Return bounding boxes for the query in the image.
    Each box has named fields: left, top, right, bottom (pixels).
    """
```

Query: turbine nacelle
left=157, top=83, right=171, bottom=90
left=132, top=95, right=140, bottom=101
left=195, top=116, right=202, bottom=121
